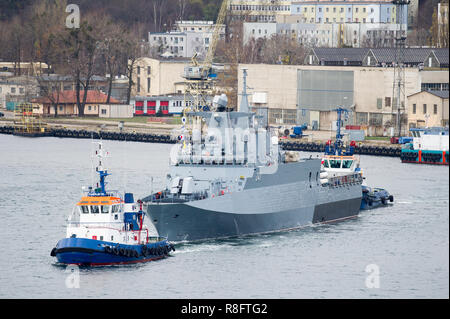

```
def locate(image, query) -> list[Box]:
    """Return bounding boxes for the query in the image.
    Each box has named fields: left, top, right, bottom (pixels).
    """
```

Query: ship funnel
left=124, top=193, right=134, bottom=204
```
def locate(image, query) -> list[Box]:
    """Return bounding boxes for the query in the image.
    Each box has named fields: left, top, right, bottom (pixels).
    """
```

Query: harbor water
left=0, top=134, right=448, bottom=298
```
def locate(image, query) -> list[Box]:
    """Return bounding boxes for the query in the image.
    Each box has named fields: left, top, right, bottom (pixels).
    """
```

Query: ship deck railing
left=324, top=173, right=363, bottom=188
left=144, top=192, right=206, bottom=204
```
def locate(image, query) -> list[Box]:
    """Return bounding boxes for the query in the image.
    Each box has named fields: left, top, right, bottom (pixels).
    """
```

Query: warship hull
left=145, top=160, right=362, bottom=242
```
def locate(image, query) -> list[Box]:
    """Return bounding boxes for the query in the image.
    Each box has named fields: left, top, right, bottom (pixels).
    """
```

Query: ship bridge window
left=91, top=205, right=99, bottom=214
left=342, top=160, right=353, bottom=169
left=329, top=159, right=342, bottom=168
left=101, top=205, right=110, bottom=214
left=81, top=206, right=89, bottom=214
left=112, top=205, right=120, bottom=213
left=323, top=160, right=330, bottom=168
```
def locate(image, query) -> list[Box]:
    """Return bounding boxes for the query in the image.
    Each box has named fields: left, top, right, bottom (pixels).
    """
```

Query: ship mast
left=91, top=141, right=110, bottom=195
left=392, top=0, right=410, bottom=137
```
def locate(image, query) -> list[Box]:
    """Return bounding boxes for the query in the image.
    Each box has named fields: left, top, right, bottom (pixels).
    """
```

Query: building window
left=19, top=88, right=24, bottom=94
left=423, top=104, right=427, bottom=114
left=11, top=87, right=16, bottom=93
left=147, top=78, right=151, bottom=93
left=434, top=104, right=438, bottom=114
left=377, top=98, right=383, bottom=109
left=137, top=66, right=140, bottom=75
left=88, top=105, right=92, bottom=111
left=385, top=97, right=391, bottom=107
left=147, top=66, right=151, bottom=75
left=101, top=109, right=107, bottom=115
left=137, top=77, right=140, bottom=93
left=413, top=104, right=416, bottom=114
left=356, top=112, right=369, bottom=125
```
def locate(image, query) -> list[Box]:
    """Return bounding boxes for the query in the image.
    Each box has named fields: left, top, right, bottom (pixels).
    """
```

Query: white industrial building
left=149, top=21, right=225, bottom=59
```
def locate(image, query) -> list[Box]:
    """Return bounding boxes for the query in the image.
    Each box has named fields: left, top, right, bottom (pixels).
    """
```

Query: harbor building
left=407, top=90, right=449, bottom=128
left=304, top=47, right=449, bottom=67
left=31, top=90, right=121, bottom=116
left=148, top=21, right=225, bottom=59
left=229, top=0, right=292, bottom=22
left=131, top=57, right=188, bottom=97
left=0, top=62, right=49, bottom=77
left=0, top=80, right=27, bottom=110
left=244, top=21, right=405, bottom=47
left=237, top=63, right=449, bottom=135
left=0, top=76, right=40, bottom=110
left=238, top=0, right=408, bottom=47
left=131, top=57, right=228, bottom=100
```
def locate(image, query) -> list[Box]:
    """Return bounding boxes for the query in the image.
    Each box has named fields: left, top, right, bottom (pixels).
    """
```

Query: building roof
left=369, top=48, right=434, bottom=65
left=32, top=90, right=120, bottom=104
left=408, top=90, right=449, bottom=99
left=38, top=74, right=107, bottom=82
left=428, top=90, right=449, bottom=99
left=311, top=48, right=369, bottom=63
left=432, top=48, right=449, bottom=65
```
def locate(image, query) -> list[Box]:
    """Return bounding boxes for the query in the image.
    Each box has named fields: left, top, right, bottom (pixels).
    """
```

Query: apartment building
left=148, top=21, right=225, bottom=58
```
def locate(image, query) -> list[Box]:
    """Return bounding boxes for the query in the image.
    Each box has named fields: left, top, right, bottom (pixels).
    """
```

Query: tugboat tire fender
left=141, top=245, right=147, bottom=256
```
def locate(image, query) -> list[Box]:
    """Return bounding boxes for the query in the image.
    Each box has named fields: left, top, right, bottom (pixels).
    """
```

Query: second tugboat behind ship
left=51, top=141, right=174, bottom=266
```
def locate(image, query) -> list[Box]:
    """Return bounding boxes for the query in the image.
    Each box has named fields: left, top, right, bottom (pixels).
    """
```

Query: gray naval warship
left=142, top=72, right=363, bottom=242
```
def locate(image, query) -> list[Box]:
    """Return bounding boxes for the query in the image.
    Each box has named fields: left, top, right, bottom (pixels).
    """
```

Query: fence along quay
left=0, top=125, right=401, bottom=157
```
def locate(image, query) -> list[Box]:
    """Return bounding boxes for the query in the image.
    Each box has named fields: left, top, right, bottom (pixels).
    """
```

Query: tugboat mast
left=91, top=141, right=110, bottom=196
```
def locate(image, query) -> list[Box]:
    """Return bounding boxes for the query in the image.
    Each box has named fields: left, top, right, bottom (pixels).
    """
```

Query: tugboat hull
left=52, top=238, right=173, bottom=266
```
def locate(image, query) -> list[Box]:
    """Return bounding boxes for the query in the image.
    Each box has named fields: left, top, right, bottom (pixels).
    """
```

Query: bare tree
left=59, top=14, right=104, bottom=116
left=122, top=24, right=148, bottom=105
left=177, top=0, right=189, bottom=21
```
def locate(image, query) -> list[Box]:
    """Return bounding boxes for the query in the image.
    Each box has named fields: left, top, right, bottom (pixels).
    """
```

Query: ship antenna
left=92, top=140, right=110, bottom=195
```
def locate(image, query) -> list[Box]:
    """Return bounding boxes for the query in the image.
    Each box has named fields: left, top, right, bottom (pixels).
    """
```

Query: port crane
left=183, top=0, right=229, bottom=113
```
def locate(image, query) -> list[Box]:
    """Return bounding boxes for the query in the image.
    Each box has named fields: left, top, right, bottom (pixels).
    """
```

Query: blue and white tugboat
left=51, top=141, right=174, bottom=266
left=321, top=107, right=393, bottom=211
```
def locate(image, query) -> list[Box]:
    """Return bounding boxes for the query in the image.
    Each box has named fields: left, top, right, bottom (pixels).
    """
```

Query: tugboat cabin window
left=329, top=159, right=341, bottom=168
left=81, top=206, right=89, bottom=214
left=342, top=160, right=353, bottom=169
left=101, top=205, right=110, bottom=214
left=91, top=205, right=99, bottom=214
